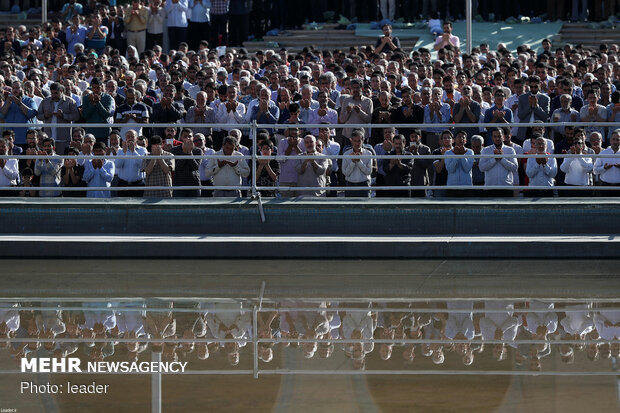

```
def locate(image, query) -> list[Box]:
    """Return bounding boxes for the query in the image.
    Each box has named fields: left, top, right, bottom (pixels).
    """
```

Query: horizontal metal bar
left=0, top=370, right=616, bottom=376
left=4, top=305, right=608, bottom=313
left=5, top=153, right=620, bottom=160
left=2, top=122, right=619, bottom=129
left=2, top=337, right=617, bottom=345
left=3, top=184, right=615, bottom=192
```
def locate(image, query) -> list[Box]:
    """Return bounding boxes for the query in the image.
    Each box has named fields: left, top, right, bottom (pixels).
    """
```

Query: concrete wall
left=0, top=198, right=618, bottom=235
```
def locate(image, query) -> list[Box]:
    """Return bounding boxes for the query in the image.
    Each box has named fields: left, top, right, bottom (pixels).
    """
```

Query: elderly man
left=551, top=94, right=579, bottom=140
left=34, top=137, right=63, bottom=197
left=115, top=130, right=147, bottom=197
left=0, top=138, right=19, bottom=197
left=36, top=82, right=79, bottom=155
left=594, top=130, right=620, bottom=195
left=295, top=135, right=329, bottom=197
left=0, top=81, right=38, bottom=145
left=205, top=135, right=250, bottom=197
left=479, top=128, right=518, bottom=197
left=525, top=136, right=557, bottom=197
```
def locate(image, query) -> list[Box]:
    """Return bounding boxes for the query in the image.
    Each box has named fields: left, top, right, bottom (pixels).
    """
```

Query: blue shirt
left=83, top=159, right=115, bottom=198
left=478, top=144, right=518, bottom=186
left=115, top=146, right=147, bottom=183
left=482, top=105, right=513, bottom=144
left=61, top=2, right=83, bottom=21
left=423, top=103, right=451, bottom=133
left=445, top=149, right=474, bottom=186
left=189, top=0, right=210, bottom=22
left=0, top=96, right=38, bottom=144
left=526, top=156, right=557, bottom=187
left=165, top=0, right=189, bottom=27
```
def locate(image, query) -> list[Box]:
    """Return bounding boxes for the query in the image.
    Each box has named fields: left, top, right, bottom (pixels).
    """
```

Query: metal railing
left=1, top=121, right=619, bottom=198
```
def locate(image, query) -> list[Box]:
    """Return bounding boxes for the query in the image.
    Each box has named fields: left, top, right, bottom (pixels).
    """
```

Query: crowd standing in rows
left=0, top=10, right=619, bottom=197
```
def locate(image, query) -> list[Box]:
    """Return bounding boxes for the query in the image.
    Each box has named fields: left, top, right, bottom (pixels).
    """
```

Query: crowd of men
left=0, top=11, right=619, bottom=198
left=1, top=300, right=618, bottom=371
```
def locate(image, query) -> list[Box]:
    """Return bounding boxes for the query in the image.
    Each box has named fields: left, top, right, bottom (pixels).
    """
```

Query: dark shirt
left=383, top=150, right=413, bottom=186
left=432, top=147, right=449, bottom=186
left=60, top=164, right=87, bottom=197
left=375, top=36, right=401, bottom=52
left=171, top=146, right=201, bottom=186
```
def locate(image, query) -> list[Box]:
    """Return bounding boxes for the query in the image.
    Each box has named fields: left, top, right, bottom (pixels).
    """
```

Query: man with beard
left=37, top=82, right=79, bottom=155
left=34, top=137, right=63, bottom=197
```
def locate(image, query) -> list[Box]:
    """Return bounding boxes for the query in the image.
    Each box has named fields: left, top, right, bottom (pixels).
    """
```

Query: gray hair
left=471, top=135, right=484, bottom=146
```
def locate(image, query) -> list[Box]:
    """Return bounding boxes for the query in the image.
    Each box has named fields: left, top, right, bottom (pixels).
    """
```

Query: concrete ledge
left=1, top=198, right=619, bottom=236
left=1, top=234, right=618, bottom=258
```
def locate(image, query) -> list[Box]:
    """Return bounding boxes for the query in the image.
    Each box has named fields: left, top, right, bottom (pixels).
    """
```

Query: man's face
left=42, top=141, right=54, bottom=154
left=91, top=84, right=101, bottom=95
left=304, top=136, right=316, bottom=153
left=443, top=23, right=451, bottom=34
left=222, top=142, right=234, bottom=155
left=126, top=91, right=136, bottom=105
left=454, top=134, right=466, bottom=147
left=471, top=140, right=482, bottom=154
left=535, top=139, right=546, bottom=153
left=492, top=131, right=503, bottom=146
left=494, top=91, right=506, bottom=107
left=351, top=135, right=363, bottom=150
left=441, top=135, right=453, bottom=148
left=528, top=81, right=540, bottom=95
left=12, top=83, right=22, bottom=97
left=587, top=93, right=598, bottom=106
left=165, top=128, right=176, bottom=139
left=611, top=134, right=620, bottom=151
left=392, top=137, right=404, bottom=153
left=382, top=25, right=392, bottom=37
left=92, top=147, right=105, bottom=157
left=351, top=82, right=361, bottom=98
left=109, top=134, right=119, bottom=147
left=0, top=142, right=7, bottom=155
left=50, top=88, right=61, bottom=101
left=259, top=88, right=270, bottom=101
left=194, top=136, right=205, bottom=148
left=318, top=92, right=328, bottom=107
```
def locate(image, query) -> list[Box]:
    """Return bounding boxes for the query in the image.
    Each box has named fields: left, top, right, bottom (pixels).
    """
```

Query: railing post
left=251, top=121, right=257, bottom=198
left=253, top=305, right=259, bottom=379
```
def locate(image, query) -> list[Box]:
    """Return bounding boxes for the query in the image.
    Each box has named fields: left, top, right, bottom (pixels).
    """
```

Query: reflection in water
left=2, top=299, right=620, bottom=373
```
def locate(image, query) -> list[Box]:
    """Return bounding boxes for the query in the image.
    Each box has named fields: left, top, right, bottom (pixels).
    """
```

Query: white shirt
left=342, top=148, right=372, bottom=183
left=593, top=146, right=620, bottom=184
left=560, top=155, right=593, bottom=186
left=215, top=100, right=246, bottom=127
left=147, top=8, right=167, bottom=33
left=164, top=0, right=188, bottom=27
left=478, top=144, right=518, bottom=186
left=0, top=159, right=19, bottom=187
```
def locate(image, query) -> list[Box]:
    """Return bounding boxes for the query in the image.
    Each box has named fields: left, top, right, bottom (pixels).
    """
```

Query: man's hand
left=604, top=163, right=614, bottom=170
left=0, top=158, right=5, bottom=169
left=55, top=109, right=64, bottom=120
left=528, top=95, right=537, bottom=107
left=317, top=108, right=327, bottom=117
left=90, top=93, right=100, bottom=104
left=346, top=104, right=353, bottom=113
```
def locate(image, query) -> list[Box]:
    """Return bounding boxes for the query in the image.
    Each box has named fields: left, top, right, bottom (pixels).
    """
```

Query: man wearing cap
left=125, top=0, right=149, bottom=53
